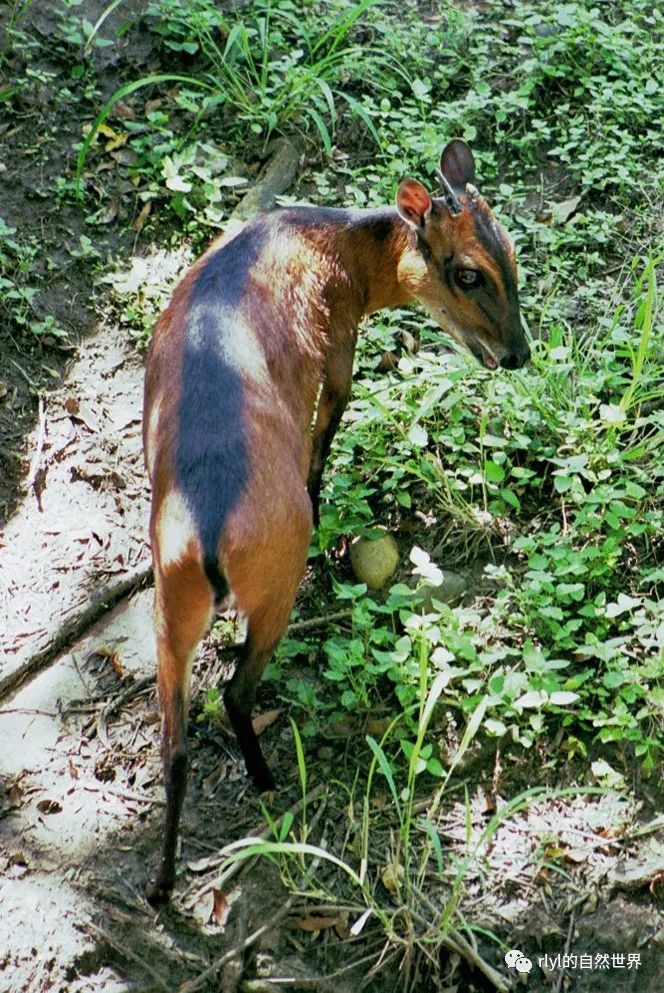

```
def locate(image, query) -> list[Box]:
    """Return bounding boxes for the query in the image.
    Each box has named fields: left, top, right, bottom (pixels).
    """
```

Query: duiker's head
left=396, top=139, right=529, bottom=370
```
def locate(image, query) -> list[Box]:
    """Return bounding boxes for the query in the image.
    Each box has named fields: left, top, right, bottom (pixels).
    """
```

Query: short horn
left=436, top=169, right=462, bottom=216
left=466, top=183, right=480, bottom=201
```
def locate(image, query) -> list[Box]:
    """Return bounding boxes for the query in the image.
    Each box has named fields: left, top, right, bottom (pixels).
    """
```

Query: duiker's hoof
left=145, top=877, right=172, bottom=907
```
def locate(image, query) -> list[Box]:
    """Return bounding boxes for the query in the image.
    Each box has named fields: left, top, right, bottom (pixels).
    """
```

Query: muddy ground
left=1, top=2, right=663, bottom=992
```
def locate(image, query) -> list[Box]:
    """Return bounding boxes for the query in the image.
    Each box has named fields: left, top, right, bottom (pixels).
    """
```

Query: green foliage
left=273, top=253, right=663, bottom=768
left=216, top=669, right=554, bottom=989
left=75, top=0, right=405, bottom=204
left=0, top=218, right=68, bottom=342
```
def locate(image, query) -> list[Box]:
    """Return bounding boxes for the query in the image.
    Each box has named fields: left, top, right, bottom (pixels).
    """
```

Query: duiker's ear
left=396, top=179, right=432, bottom=230
left=440, top=138, right=476, bottom=190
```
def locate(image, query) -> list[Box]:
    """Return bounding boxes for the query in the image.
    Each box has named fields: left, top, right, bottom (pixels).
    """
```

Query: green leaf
left=554, top=475, right=573, bottom=493
left=605, top=594, right=641, bottom=618
left=426, top=756, right=445, bottom=777
left=484, top=460, right=505, bottom=483
left=501, top=488, right=521, bottom=511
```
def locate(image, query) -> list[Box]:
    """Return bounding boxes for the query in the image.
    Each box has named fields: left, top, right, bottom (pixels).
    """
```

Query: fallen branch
left=553, top=912, right=575, bottom=993
left=96, top=674, right=155, bottom=748
left=219, top=137, right=303, bottom=245
left=289, top=609, right=352, bottom=634
left=81, top=782, right=164, bottom=806
left=0, top=562, right=152, bottom=703
left=26, top=395, right=46, bottom=511
left=412, top=885, right=512, bottom=992
left=443, top=930, right=512, bottom=993
left=232, top=137, right=302, bottom=221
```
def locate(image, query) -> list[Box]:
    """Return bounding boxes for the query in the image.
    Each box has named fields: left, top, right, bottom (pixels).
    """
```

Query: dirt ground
left=1, top=3, right=663, bottom=992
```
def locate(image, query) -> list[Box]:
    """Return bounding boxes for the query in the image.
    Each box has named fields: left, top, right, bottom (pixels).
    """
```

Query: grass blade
left=75, top=73, right=215, bottom=195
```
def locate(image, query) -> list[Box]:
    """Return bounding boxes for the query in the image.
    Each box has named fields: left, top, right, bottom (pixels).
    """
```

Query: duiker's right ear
left=396, top=179, right=432, bottom=230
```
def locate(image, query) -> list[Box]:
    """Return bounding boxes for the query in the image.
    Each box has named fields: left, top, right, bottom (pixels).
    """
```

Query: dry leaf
left=36, top=798, right=62, bottom=815
left=105, top=133, right=129, bottom=153
left=350, top=908, right=372, bottom=936
left=293, top=915, right=340, bottom=933
left=397, top=329, right=418, bottom=354
left=191, top=891, right=216, bottom=927
left=376, top=351, right=398, bottom=373
left=564, top=847, right=588, bottom=864
left=366, top=716, right=391, bottom=737
left=610, top=854, right=664, bottom=890
left=212, top=888, right=231, bottom=927
left=380, top=862, right=404, bottom=893
left=94, top=123, right=118, bottom=140
left=550, top=195, right=581, bottom=225
left=251, top=708, right=281, bottom=735
left=6, top=781, right=24, bottom=807
left=70, top=401, right=100, bottom=433
left=113, top=101, right=135, bottom=120
left=132, top=201, right=152, bottom=233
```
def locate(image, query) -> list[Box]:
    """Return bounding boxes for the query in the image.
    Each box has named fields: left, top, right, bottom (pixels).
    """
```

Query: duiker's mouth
left=466, top=336, right=499, bottom=370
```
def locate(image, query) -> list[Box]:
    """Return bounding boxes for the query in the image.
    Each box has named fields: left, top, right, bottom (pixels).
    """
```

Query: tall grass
left=76, top=0, right=407, bottom=191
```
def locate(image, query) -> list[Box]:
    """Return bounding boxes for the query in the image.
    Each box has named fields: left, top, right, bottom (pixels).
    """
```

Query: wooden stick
left=26, top=395, right=46, bottom=510
left=288, top=610, right=352, bottom=633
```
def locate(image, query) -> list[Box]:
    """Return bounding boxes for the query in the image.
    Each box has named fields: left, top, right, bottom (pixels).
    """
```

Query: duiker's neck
left=334, top=207, right=425, bottom=316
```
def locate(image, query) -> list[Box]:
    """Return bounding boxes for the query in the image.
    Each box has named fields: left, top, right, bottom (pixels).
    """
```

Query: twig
left=0, top=563, right=152, bottom=702
left=96, top=675, right=155, bottom=749
left=553, top=911, right=575, bottom=993
left=26, top=395, right=46, bottom=510
left=623, top=813, right=664, bottom=839
left=177, top=897, right=295, bottom=993
left=9, top=355, right=38, bottom=387
left=241, top=947, right=391, bottom=989
left=288, top=610, right=352, bottom=634
left=82, top=920, right=170, bottom=992
left=0, top=707, right=57, bottom=718
left=443, top=930, right=511, bottom=992
left=81, top=782, right=164, bottom=806
left=231, top=137, right=302, bottom=221
left=411, top=885, right=511, bottom=992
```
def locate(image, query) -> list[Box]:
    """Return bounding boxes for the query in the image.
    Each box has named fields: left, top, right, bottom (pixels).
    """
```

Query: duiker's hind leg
left=224, top=627, right=280, bottom=792
left=224, top=496, right=312, bottom=791
left=145, top=559, right=213, bottom=906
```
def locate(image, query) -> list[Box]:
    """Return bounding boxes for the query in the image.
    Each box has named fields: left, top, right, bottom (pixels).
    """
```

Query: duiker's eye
left=455, top=268, right=481, bottom=288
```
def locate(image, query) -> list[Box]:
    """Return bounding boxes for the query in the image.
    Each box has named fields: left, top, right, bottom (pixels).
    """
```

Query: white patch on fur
left=156, top=490, right=199, bottom=569
left=145, top=396, right=162, bottom=480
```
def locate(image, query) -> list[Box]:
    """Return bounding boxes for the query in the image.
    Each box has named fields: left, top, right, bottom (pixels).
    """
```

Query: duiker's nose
left=501, top=346, right=530, bottom=370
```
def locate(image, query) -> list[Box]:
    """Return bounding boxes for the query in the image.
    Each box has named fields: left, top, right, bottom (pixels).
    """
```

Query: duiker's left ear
left=396, top=179, right=432, bottom=230
left=440, top=139, right=476, bottom=190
